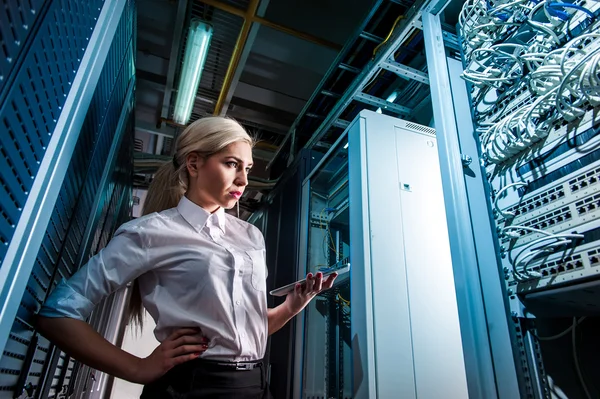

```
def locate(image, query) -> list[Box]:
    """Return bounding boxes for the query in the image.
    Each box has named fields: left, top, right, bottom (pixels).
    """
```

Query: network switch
left=503, top=226, right=600, bottom=292
left=499, top=196, right=600, bottom=248
left=495, top=159, right=600, bottom=220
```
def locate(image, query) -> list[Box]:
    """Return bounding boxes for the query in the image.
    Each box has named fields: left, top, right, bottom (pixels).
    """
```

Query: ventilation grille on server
left=0, top=0, right=47, bottom=94
left=0, top=0, right=105, bottom=265
left=405, top=122, right=436, bottom=136
left=0, top=0, right=135, bottom=396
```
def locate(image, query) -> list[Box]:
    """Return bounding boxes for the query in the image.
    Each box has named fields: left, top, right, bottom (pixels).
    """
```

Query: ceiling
left=132, top=0, right=427, bottom=220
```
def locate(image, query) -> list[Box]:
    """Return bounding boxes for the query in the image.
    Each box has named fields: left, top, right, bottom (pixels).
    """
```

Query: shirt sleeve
left=38, top=222, right=148, bottom=320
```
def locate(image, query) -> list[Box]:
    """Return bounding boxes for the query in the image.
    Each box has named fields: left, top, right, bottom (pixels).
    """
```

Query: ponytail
left=128, top=161, right=184, bottom=327
left=141, top=161, right=185, bottom=215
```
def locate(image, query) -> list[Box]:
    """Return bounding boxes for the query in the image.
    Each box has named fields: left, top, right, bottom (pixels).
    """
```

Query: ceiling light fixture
left=376, top=91, right=399, bottom=114
left=172, top=19, right=213, bottom=125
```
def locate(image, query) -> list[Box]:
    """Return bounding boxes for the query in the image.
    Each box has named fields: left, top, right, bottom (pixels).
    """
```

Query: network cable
left=493, top=181, right=529, bottom=218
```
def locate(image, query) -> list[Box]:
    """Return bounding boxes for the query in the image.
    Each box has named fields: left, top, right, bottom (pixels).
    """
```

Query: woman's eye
left=226, top=161, right=237, bottom=168
left=246, top=168, right=252, bottom=174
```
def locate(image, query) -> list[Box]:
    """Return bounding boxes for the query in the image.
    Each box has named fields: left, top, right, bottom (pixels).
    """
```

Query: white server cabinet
left=348, top=110, right=469, bottom=398
left=295, top=110, right=469, bottom=398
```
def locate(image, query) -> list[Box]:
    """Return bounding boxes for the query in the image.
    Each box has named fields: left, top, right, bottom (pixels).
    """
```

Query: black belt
left=200, top=359, right=263, bottom=371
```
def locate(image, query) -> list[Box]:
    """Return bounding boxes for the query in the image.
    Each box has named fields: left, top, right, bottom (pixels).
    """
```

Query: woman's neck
left=185, top=193, right=220, bottom=214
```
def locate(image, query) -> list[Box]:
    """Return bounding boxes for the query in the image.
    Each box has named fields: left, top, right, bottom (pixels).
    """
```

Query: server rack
left=250, top=149, right=323, bottom=399
left=0, top=1, right=136, bottom=397
left=293, top=111, right=471, bottom=399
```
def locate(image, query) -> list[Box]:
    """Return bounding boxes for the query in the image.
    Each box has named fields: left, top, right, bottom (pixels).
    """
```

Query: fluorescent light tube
left=172, top=19, right=213, bottom=125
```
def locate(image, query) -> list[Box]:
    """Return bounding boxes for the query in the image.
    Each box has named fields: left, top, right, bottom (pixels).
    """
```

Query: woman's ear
left=186, top=152, right=201, bottom=177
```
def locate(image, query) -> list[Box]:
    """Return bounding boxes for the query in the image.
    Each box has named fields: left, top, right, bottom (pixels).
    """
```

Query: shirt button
left=239, top=270, right=243, bottom=276
left=236, top=300, right=241, bottom=306
left=241, top=332, right=246, bottom=338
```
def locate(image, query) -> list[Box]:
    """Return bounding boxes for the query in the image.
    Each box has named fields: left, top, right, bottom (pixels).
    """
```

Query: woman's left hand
left=284, top=272, right=338, bottom=315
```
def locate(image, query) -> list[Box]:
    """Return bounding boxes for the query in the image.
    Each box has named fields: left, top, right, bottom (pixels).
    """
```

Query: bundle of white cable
left=481, top=94, right=555, bottom=163
left=459, top=0, right=534, bottom=58
left=462, top=44, right=525, bottom=88
left=481, top=35, right=600, bottom=163
left=459, top=0, right=599, bottom=128
left=500, top=225, right=584, bottom=280
left=555, top=34, right=600, bottom=120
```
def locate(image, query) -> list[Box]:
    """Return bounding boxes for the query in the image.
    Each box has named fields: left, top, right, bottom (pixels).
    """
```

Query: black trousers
left=140, top=359, right=273, bottom=399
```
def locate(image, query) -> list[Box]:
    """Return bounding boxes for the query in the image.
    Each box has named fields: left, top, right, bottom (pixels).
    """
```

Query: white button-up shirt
left=39, top=196, right=269, bottom=361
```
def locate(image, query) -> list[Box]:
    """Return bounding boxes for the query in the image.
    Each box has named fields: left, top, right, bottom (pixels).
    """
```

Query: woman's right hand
left=132, top=328, right=209, bottom=384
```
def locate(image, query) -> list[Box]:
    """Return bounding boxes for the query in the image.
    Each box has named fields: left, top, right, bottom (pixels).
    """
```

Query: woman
left=36, top=117, right=337, bottom=398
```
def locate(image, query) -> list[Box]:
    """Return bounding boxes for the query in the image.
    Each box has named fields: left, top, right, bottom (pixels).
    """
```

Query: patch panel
left=504, top=235, right=600, bottom=292
left=504, top=185, right=566, bottom=219
left=586, top=247, right=600, bottom=266
left=499, top=192, right=600, bottom=247
left=569, top=168, right=600, bottom=194
left=487, top=107, right=600, bottom=192
left=500, top=206, right=573, bottom=245
left=495, top=161, right=600, bottom=222
left=485, top=103, right=600, bottom=173
left=528, top=254, right=584, bottom=279
left=479, top=83, right=532, bottom=126
left=542, top=105, right=600, bottom=150
left=506, top=167, right=600, bottom=222
left=475, top=28, right=600, bottom=166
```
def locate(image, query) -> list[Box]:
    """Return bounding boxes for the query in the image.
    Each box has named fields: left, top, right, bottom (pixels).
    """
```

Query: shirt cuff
left=38, top=279, right=95, bottom=320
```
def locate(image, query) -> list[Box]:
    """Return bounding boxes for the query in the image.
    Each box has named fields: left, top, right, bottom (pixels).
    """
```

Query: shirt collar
left=177, top=196, right=225, bottom=233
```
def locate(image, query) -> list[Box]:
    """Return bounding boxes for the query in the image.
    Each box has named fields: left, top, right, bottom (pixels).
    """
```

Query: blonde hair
left=128, top=116, right=254, bottom=326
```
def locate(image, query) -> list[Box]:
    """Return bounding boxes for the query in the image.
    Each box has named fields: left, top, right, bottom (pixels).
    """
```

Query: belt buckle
left=235, top=362, right=253, bottom=371
left=235, top=363, right=251, bottom=371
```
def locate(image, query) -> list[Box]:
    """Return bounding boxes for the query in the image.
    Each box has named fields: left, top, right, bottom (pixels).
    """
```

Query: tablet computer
left=269, top=264, right=350, bottom=297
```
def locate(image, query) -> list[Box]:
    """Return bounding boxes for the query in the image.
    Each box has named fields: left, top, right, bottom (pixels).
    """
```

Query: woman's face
left=186, top=141, right=253, bottom=212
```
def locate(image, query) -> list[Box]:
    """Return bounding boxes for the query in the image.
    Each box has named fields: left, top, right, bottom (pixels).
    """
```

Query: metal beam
left=160, top=0, right=189, bottom=119
left=265, top=0, right=388, bottom=170
left=210, top=0, right=342, bottom=116
left=320, top=89, right=341, bottom=98
left=443, top=30, right=460, bottom=51
left=332, top=119, right=350, bottom=129
left=355, top=92, right=412, bottom=116
left=339, top=63, right=361, bottom=74
left=359, top=31, right=384, bottom=43
left=198, top=0, right=341, bottom=50
left=213, top=0, right=260, bottom=116
left=205, top=0, right=347, bottom=116
left=423, top=0, right=454, bottom=14
left=269, top=0, right=426, bottom=167
left=306, top=114, right=350, bottom=130
left=267, top=0, right=425, bottom=168
left=255, top=15, right=341, bottom=50
left=381, top=60, right=429, bottom=84
left=216, top=1, right=270, bottom=116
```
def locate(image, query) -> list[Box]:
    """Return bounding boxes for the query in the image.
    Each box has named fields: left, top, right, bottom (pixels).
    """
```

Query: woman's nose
left=236, top=171, right=248, bottom=187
